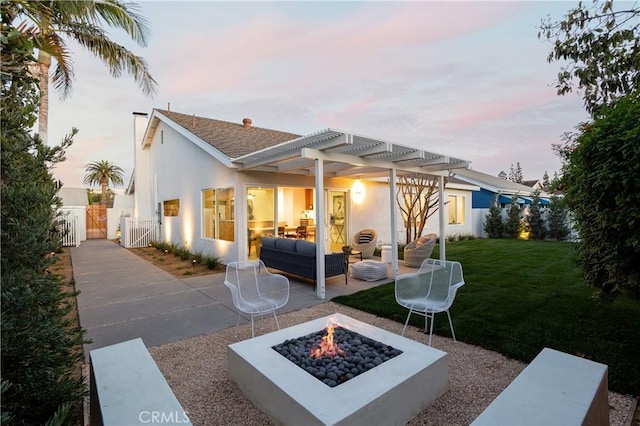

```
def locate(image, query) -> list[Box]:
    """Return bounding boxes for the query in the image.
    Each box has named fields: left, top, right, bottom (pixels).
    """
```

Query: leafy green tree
left=84, top=160, right=124, bottom=205
left=547, top=195, right=569, bottom=241
left=504, top=196, right=523, bottom=238
left=483, top=195, right=504, bottom=238
left=539, top=1, right=639, bottom=115
left=526, top=190, right=546, bottom=240
left=562, top=93, right=640, bottom=296
left=1, top=9, right=86, bottom=423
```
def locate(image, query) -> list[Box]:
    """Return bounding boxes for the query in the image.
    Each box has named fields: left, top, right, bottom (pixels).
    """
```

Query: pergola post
left=439, top=174, right=446, bottom=260
left=314, top=158, right=326, bottom=299
left=389, top=168, right=398, bottom=278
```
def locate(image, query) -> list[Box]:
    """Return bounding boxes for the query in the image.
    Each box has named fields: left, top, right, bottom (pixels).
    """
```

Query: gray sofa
left=259, top=237, right=346, bottom=290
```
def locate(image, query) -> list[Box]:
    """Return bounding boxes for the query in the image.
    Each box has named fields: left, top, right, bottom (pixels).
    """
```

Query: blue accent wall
left=472, top=188, right=497, bottom=208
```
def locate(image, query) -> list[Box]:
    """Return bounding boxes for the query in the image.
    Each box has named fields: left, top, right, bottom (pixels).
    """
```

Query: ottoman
left=350, top=260, right=388, bottom=281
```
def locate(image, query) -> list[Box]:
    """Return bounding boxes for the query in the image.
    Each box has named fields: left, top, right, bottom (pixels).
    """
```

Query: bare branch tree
left=396, top=174, right=445, bottom=243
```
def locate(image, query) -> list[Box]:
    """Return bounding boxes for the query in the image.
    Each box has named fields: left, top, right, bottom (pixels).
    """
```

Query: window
left=163, top=199, right=179, bottom=217
left=202, top=187, right=234, bottom=241
left=448, top=195, right=465, bottom=225
left=202, top=189, right=216, bottom=238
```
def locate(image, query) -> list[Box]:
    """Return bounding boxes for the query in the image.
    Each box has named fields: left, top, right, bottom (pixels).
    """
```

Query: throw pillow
left=358, top=232, right=373, bottom=244
left=415, top=235, right=431, bottom=248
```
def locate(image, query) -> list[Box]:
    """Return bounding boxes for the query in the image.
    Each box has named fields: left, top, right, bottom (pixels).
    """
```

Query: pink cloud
left=160, top=2, right=529, bottom=96
left=449, top=88, right=560, bottom=130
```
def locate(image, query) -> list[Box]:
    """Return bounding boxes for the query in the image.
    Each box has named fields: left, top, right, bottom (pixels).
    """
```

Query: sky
left=45, top=1, right=591, bottom=190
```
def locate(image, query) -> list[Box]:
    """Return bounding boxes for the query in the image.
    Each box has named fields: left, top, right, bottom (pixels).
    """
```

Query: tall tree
left=508, top=162, right=523, bottom=183
left=9, top=0, right=158, bottom=142
left=83, top=160, right=124, bottom=205
left=539, top=1, right=639, bottom=115
left=542, top=171, right=550, bottom=191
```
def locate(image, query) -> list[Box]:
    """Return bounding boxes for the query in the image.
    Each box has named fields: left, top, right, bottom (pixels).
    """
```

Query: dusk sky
left=45, top=1, right=591, bottom=189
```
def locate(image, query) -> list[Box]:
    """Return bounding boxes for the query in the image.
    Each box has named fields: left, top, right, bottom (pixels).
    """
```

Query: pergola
left=233, top=129, right=470, bottom=299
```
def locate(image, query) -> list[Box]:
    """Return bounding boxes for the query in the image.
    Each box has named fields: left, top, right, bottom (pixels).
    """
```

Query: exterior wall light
left=352, top=179, right=365, bottom=204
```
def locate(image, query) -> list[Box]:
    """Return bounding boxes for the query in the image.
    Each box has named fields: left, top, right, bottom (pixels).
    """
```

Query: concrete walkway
left=72, top=240, right=397, bottom=357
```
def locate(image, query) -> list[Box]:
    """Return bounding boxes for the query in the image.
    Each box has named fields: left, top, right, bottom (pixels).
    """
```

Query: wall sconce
left=352, top=179, right=365, bottom=204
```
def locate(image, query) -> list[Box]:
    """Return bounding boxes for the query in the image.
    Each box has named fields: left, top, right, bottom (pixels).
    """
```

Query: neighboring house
left=453, top=168, right=551, bottom=237
left=522, top=179, right=544, bottom=190
left=57, top=187, right=88, bottom=245
left=129, top=108, right=472, bottom=298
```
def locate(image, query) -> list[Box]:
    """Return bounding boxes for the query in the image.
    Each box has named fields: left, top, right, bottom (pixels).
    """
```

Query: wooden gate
left=86, top=205, right=107, bottom=239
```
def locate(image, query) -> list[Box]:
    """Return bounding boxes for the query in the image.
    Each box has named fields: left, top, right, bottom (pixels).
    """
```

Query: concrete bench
left=90, top=338, right=192, bottom=425
left=472, top=347, right=608, bottom=425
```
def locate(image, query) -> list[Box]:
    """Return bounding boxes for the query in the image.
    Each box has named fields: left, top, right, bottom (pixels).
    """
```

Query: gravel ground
left=150, top=303, right=634, bottom=425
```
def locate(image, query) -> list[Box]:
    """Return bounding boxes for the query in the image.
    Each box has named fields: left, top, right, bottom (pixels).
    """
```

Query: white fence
left=59, top=211, right=81, bottom=247
left=120, top=217, right=159, bottom=248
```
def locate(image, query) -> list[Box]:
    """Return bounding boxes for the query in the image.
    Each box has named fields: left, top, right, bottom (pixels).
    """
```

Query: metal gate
left=86, top=205, right=107, bottom=239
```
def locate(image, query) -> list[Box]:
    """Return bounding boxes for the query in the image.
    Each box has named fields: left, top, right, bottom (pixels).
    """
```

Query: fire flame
left=310, top=321, right=346, bottom=358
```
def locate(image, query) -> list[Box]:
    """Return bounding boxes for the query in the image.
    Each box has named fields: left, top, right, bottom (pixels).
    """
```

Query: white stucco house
left=128, top=109, right=477, bottom=298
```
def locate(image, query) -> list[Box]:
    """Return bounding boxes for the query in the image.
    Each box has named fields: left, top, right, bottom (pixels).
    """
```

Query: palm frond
left=63, top=21, right=157, bottom=96
left=94, top=0, right=150, bottom=47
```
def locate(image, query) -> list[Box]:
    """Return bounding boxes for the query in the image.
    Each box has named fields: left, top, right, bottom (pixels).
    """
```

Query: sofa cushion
left=358, top=232, right=374, bottom=244
left=262, top=237, right=276, bottom=249
left=295, top=240, right=316, bottom=256
left=275, top=237, right=297, bottom=252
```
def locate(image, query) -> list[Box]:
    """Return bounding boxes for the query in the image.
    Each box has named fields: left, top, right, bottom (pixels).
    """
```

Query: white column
left=389, top=169, right=398, bottom=278
left=315, top=159, right=326, bottom=299
left=439, top=175, right=446, bottom=260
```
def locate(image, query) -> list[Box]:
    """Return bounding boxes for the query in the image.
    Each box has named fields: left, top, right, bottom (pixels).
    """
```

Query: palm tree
left=6, top=0, right=158, bottom=142
left=83, top=160, right=125, bottom=205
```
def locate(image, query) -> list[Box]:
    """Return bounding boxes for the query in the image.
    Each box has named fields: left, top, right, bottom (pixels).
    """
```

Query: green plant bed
left=333, top=239, right=640, bottom=395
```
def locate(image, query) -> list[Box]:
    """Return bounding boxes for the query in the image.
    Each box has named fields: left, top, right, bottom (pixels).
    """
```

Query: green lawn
left=333, top=239, right=640, bottom=395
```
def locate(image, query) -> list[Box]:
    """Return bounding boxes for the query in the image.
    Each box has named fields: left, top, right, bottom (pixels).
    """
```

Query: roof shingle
left=155, top=109, right=300, bottom=158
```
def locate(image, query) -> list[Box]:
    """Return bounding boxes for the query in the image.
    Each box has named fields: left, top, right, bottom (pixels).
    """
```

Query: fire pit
left=272, top=322, right=403, bottom=387
left=228, top=313, right=448, bottom=425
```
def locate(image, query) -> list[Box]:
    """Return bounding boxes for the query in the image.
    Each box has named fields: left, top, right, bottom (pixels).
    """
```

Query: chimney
left=242, top=118, right=252, bottom=129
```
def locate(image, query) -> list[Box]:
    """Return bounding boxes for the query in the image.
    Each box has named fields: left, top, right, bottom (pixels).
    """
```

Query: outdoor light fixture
left=352, top=179, right=365, bottom=204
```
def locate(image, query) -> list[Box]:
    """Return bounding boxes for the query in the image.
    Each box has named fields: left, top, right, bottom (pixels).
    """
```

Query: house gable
left=149, top=109, right=300, bottom=160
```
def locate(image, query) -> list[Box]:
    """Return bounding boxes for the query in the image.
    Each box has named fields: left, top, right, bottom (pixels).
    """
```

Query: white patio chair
left=224, top=260, right=290, bottom=338
left=395, top=258, right=465, bottom=345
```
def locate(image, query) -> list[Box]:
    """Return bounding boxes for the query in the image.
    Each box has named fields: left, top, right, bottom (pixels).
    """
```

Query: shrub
left=562, top=93, right=640, bottom=296
left=526, top=190, right=546, bottom=240
left=547, top=195, right=569, bottom=241
left=484, top=195, right=504, bottom=238
left=1, top=29, right=86, bottom=422
left=205, top=255, right=221, bottom=270
left=504, top=197, right=524, bottom=238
